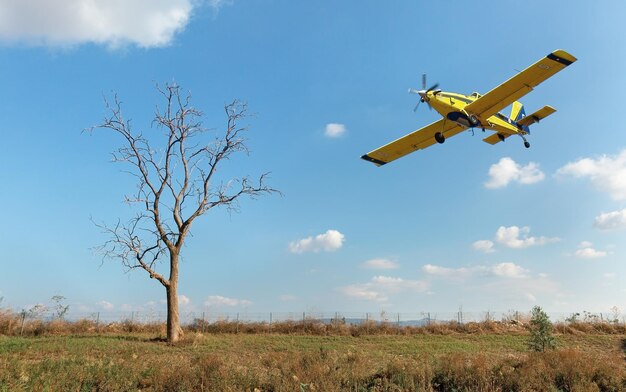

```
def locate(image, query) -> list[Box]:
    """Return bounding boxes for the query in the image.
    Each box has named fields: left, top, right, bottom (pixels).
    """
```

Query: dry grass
left=555, top=321, right=626, bottom=335
left=187, top=317, right=626, bottom=337
left=1, top=332, right=624, bottom=391
left=1, top=309, right=625, bottom=390
left=1, top=303, right=626, bottom=341
left=2, top=307, right=626, bottom=337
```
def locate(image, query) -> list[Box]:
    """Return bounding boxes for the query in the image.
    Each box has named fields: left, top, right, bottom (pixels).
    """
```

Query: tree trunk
left=166, top=252, right=183, bottom=343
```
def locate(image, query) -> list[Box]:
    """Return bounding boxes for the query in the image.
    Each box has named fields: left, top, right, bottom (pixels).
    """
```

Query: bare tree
left=88, top=84, right=277, bottom=343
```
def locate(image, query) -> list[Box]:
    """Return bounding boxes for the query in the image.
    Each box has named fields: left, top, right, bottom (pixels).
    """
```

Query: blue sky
left=0, top=0, right=625, bottom=317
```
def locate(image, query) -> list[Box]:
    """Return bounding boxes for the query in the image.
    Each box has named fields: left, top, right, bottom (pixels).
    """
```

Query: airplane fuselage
left=422, top=90, right=525, bottom=136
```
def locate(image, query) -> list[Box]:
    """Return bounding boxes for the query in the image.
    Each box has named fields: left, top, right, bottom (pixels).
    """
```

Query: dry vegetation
left=2, top=307, right=626, bottom=337
left=1, top=309, right=625, bottom=391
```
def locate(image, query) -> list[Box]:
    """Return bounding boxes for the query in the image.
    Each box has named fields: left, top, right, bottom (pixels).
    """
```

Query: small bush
left=528, top=306, right=556, bottom=352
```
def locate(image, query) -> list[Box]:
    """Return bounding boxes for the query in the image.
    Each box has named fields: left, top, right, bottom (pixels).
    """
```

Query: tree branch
left=88, top=84, right=278, bottom=290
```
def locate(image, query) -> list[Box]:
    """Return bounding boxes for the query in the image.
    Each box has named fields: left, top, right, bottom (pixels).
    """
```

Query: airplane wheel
left=469, top=114, right=480, bottom=126
left=524, top=141, right=530, bottom=148
left=435, top=132, right=445, bottom=144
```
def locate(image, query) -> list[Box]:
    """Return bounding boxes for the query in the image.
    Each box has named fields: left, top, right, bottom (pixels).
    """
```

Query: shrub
left=527, top=306, right=556, bottom=352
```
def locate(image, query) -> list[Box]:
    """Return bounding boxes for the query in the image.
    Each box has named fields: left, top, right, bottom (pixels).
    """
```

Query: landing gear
left=435, top=132, right=445, bottom=144
left=497, top=133, right=506, bottom=142
left=519, top=134, right=530, bottom=148
left=469, top=114, right=480, bottom=127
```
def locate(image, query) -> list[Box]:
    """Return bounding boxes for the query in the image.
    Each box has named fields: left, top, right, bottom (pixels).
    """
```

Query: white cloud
left=341, top=285, right=387, bottom=302
left=362, top=258, right=399, bottom=270
left=0, top=0, right=210, bottom=49
left=324, top=123, right=347, bottom=138
left=575, top=248, right=607, bottom=259
left=340, top=275, right=428, bottom=302
left=423, top=262, right=527, bottom=279
left=279, top=294, right=297, bottom=301
left=178, top=294, right=191, bottom=306
left=204, top=295, right=252, bottom=307
left=472, top=240, right=495, bottom=253
left=288, top=229, right=345, bottom=254
left=594, top=208, right=626, bottom=230
left=491, top=262, right=528, bottom=278
left=495, top=226, right=559, bottom=249
left=97, top=300, right=114, bottom=310
left=484, top=157, right=545, bottom=189
left=574, top=242, right=608, bottom=259
left=557, top=149, right=626, bottom=200
left=370, top=275, right=429, bottom=292
left=422, top=264, right=474, bottom=279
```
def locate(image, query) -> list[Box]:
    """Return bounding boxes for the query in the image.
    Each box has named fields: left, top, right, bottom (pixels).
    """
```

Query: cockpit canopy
left=469, top=92, right=482, bottom=98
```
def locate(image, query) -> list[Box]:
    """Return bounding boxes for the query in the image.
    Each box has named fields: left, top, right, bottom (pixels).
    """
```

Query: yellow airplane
left=361, top=49, right=576, bottom=166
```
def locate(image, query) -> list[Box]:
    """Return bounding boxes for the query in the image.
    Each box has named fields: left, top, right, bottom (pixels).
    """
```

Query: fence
left=8, top=309, right=626, bottom=327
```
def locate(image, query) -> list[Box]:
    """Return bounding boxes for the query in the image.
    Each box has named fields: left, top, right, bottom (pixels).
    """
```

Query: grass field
left=1, top=329, right=625, bottom=391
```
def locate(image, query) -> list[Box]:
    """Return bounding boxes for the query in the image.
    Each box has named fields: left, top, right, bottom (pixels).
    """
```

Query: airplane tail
left=510, top=101, right=530, bottom=134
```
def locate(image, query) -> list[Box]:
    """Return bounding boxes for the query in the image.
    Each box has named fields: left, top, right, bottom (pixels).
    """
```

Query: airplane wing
left=517, top=105, right=556, bottom=127
left=482, top=132, right=510, bottom=145
left=483, top=106, right=557, bottom=145
left=361, top=119, right=464, bottom=166
left=465, top=50, right=576, bottom=120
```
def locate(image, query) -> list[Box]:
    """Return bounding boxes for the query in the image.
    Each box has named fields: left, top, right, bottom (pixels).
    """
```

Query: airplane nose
left=418, top=90, right=427, bottom=100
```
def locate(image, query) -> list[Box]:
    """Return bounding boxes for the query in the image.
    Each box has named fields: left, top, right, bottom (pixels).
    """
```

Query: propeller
left=410, top=92, right=423, bottom=112
left=409, top=74, right=439, bottom=112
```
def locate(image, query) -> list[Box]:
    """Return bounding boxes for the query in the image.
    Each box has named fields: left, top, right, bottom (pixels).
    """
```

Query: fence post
left=269, top=312, right=272, bottom=331
left=236, top=312, right=239, bottom=334
left=397, top=313, right=400, bottom=327
left=96, top=312, right=100, bottom=331
left=202, top=312, right=206, bottom=333
left=20, top=312, right=26, bottom=336
left=428, top=312, right=431, bottom=326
